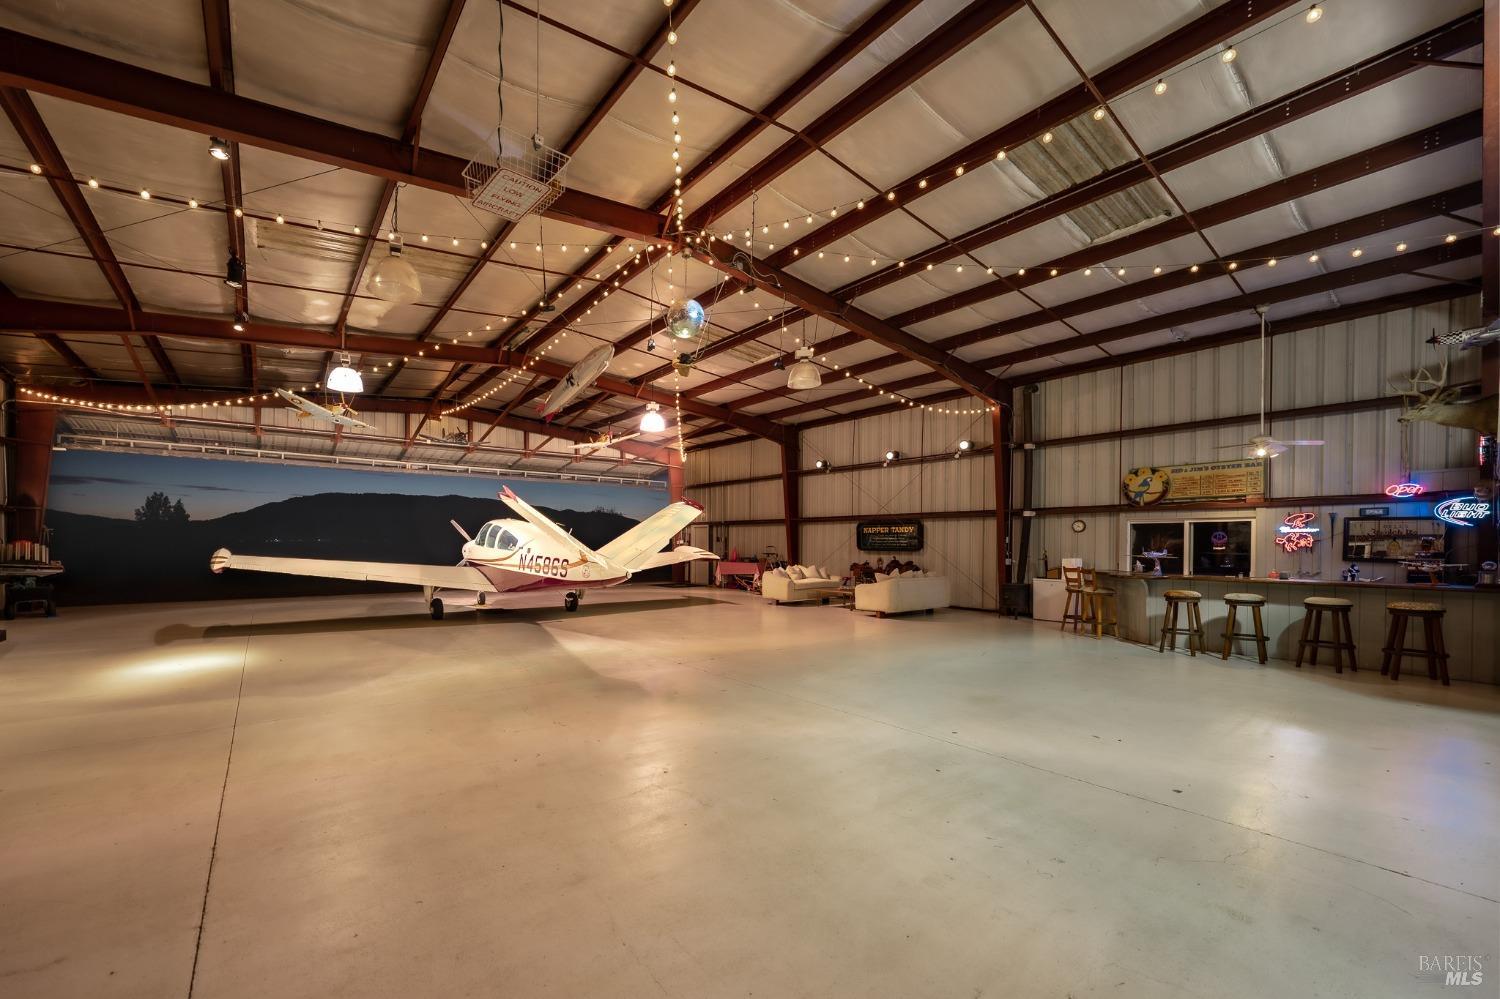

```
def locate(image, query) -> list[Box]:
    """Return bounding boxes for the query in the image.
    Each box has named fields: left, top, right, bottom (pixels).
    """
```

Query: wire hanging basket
left=462, top=125, right=570, bottom=221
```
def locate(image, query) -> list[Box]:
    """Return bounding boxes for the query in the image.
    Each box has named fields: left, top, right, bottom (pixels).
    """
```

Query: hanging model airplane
left=210, top=485, right=718, bottom=619
left=540, top=344, right=614, bottom=419
left=274, top=388, right=374, bottom=430
left=568, top=427, right=643, bottom=458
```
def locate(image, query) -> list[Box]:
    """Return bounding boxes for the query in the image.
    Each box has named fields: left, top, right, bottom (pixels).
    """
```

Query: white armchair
left=853, top=574, right=951, bottom=617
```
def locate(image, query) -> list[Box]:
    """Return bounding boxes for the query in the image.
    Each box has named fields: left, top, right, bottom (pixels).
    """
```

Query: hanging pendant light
left=326, top=352, right=363, bottom=394
left=368, top=233, right=422, bottom=305
left=368, top=186, right=422, bottom=305
left=786, top=346, right=821, bottom=390
left=640, top=401, right=667, bottom=433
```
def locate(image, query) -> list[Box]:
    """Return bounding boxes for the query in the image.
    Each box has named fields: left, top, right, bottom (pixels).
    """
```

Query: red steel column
left=668, top=448, right=686, bottom=583
left=12, top=406, right=56, bottom=541
left=1479, top=0, right=1498, bottom=579
left=992, top=387, right=1011, bottom=611
left=781, top=431, right=800, bottom=565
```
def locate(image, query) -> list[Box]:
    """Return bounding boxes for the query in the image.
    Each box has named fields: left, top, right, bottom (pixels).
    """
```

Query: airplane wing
left=496, top=486, right=590, bottom=557
left=595, top=500, right=706, bottom=571
left=632, top=545, right=719, bottom=571
left=211, top=548, right=497, bottom=592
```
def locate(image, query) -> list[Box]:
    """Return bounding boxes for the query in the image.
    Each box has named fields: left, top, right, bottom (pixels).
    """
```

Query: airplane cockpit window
left=494, top=530, right=520, bottom=553
left=477, top=523, right=498, bottom=547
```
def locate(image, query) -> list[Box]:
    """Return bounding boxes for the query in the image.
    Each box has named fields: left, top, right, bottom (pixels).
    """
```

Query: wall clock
left=1071, top=519, right=1087, bottom=534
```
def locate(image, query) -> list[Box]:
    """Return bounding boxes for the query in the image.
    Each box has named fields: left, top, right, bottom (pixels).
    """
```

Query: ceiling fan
left=1216, top=305, right=1323, bottom=459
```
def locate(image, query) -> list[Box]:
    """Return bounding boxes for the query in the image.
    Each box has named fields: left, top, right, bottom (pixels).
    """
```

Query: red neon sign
left=1274, top=511, right=1321, bottom=552
left=1384, top=482, right=1424, bottom=498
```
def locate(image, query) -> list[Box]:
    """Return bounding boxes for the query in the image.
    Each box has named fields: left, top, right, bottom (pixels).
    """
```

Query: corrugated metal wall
left=686, top=406, right=1004, bottom=609
left=683, top=437, right=784, bottom=584
left=686, top=296, right=1487, bottom=610
left=1021, top=296, right=1485, bottom=578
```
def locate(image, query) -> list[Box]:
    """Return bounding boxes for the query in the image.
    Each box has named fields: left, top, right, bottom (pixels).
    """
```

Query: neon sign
left=1384, top=482, right=1424, bottom=498
left=1434, top=496, right=1492, bottom=528
left=1275, top=511, right=1321, bottom=552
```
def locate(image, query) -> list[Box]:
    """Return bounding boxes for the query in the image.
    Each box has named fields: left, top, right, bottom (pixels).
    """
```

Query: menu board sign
left=856, top=520, right=923, bottom=552
left=1123, top=460, right=1265, bottom=505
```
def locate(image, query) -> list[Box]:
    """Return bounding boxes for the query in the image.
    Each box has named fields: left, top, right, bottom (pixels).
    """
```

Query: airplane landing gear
left=430, top=597, right=445, bottom=620
left=564, top=591, right=580, bottom=612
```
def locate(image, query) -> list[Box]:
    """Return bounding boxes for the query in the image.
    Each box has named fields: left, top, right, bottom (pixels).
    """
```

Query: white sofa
left=762, top=565, right=841, bottom=604
left=854, top=573, right=951, bottom=617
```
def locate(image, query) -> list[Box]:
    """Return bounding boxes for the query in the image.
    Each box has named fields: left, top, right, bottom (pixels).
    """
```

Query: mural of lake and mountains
left=45, top=451, right=668, bottom=604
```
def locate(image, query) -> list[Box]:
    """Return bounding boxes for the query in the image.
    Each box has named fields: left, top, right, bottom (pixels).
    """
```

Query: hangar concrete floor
left=1, top=585, right=1496, bottom=998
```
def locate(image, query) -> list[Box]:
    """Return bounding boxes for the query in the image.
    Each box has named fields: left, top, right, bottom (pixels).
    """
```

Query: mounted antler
left=1388, top=358, right=1456, bottom=404
left=1390, top=357, right=1497, bottom=435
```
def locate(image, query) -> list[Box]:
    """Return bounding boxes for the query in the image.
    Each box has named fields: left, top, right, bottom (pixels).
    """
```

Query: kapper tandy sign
left=856, top=520, right=923, bottom=552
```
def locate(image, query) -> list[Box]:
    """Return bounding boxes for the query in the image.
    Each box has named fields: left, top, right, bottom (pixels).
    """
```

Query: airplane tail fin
left=596, top=500, right=708, bottom=572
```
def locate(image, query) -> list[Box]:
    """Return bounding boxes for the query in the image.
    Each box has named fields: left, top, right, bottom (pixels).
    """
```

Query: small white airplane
left=211, top=485, right=718, bottom=619
left=274, top=388, right=374, bottom=430
left=541, top=344, right=613, bottom=418
left=568, top=427, right=643, bottom=458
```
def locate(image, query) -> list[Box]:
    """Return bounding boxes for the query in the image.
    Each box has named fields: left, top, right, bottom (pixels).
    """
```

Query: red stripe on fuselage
left=468, top=561, right=625, bottom=593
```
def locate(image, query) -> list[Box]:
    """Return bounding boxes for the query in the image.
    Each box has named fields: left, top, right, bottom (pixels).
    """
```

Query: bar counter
left=1099, top=572, right=1498, bottom=684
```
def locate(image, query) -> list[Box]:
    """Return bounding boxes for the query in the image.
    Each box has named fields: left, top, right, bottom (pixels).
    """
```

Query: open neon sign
left=1434, top=496, right=1492, bottom=528
left=1384, top=482, right=1424, bottom=498
left=1274, top=511, right=1321, bottom=552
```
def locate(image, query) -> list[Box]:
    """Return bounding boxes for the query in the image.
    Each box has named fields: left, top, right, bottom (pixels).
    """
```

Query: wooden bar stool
left=1220, top=592, right=1268, bottom=663
left=1081, top=568, right=1118, bottom=640
left=1295, top=597, right=1357, bottom=673
left=1380, top=601, right=1450, bottom=686
left=1158, top=589, right=1205, bottom=655
left=1059, top=565, right=1091, bottom=633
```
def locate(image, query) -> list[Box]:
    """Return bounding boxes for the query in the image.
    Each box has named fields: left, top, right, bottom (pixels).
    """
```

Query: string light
left=20, top=385, right=274, bottom=415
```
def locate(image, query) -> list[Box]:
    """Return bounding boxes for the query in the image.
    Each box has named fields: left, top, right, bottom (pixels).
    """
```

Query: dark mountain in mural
left=47, top=493, right=643, bottom=605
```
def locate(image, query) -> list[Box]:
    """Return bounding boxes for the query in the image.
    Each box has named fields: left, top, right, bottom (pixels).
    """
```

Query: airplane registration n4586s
left=211, top=485, right=718, bottom=618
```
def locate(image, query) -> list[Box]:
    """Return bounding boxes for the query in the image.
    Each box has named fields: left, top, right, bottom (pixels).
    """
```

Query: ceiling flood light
left=640, top=401, right=667, bottom=434
left=368, top=233, right=422, bottom=305
left=786, top=346, right=821, bottom=390
left=326, top=353, right=363, bottom=394
left=232, top=310, right=248, bottom=332
left=224, top=255, right=245, bottom=289
left=208, top=136, right=231, bottom=160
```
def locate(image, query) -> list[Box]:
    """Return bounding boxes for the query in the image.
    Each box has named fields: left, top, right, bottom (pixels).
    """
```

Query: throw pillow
left=772, top=567, right=789, bottom=578
left=788, top=565, right=806, bottom=580
left=873, top=572, right=890, bottom=582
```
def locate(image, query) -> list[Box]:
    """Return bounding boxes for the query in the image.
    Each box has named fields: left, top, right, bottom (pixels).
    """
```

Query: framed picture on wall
left=1341, top=516, right=1446, bottom=562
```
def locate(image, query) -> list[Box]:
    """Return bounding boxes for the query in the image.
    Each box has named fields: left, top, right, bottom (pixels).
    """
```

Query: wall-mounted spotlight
left=232, top=310, right=248, bottom=332
left=883, top=449, right=900, bottom=467
left=814, top=458, right=830, bottom=471
left=954, top=438, right=973, bottom=458
left=208, top=136, right=231, bottom=161
left=224, top=255, right=246, bottom=289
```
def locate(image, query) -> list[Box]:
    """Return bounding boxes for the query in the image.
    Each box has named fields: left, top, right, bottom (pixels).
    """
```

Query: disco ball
left=666, top=298, right=707, bottom=340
